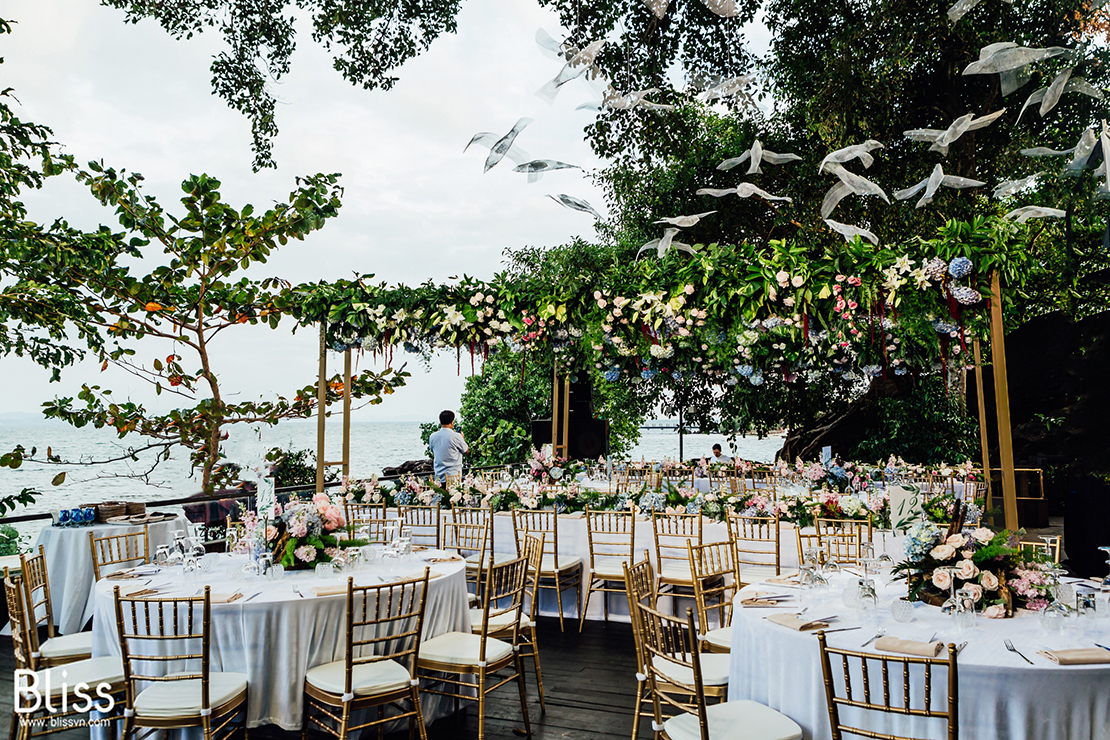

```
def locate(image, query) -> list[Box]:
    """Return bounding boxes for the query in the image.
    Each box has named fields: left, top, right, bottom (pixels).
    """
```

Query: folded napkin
left=874, top=636, right=943, bottom=657
left=105, top=571, right=140, bottom=581
left=765, top=574, right=799, bottom=586
left=207, top=592, right=243, bottom=604
left=741, top=592, right=787, bottom=607
left=412, top=545, right=429, bottom=552
left=424, top=556, right=463, bottom=563
left=312, top=584, right=348, bottom=597
left=765, top=613, right=830, bottom=631
left=1036, top=649, right=1110, bottom=665
left=117, top=586, right=160, bottom=598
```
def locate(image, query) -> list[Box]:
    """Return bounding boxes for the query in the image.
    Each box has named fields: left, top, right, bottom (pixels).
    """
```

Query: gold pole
left=342, top=348, right=352, bottom=480
left=316, top=324, right=327, bottom=494
left=989, top=272, right=1019, bottom=531
left=971, top=339, right=992, bottom=517
left=551, top=366, right=560, bottom=458
left=561, top=376, right=571, bottom=459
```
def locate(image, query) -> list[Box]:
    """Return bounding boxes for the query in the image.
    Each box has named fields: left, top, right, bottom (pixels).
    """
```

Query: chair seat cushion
left=305, top=659, right=411, bottom=697
left=418, top=631, right=512, bottom=667
left=468, top=608, right=531, bottom=633
left=40, top=631, right=94, bottom=660
left=464, top=552, right=516, bottom=568
left=652, top=653, right=730, bottom=687
left=659, top=561, right=694, bottom=583
left=29, top=657, right=123, bottom=698
left=590, top=557, right=628, bottom=580
left=134, top=672, right=247, bottom=718
left=539, top=554, right=581, bottom=574
left=703, top=627, right=732, bottom=651
left=663, top=700, right=803, bottom=740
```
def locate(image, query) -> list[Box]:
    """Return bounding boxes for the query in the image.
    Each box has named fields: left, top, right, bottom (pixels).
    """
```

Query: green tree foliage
left=459, top=348, right=550, bottom=466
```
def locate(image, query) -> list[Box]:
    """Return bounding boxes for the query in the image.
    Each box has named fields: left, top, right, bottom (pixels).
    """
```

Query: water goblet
left=1039, top=566, right=1070, bottom=632
left=953, top=587, right=977, bottom=631
left=154, top=545, right=172, bottom=568
left=241, top=558, right=261, bottom=580
left=937, top=567, right=959, bottom=613
left=1039, top=535, right=1061, bottom=563
left=1097, top=546, right=1110, bottom=594
left=857, top=578, right=879, bottom=621
left=1076, top=592, right=1098, bottom=635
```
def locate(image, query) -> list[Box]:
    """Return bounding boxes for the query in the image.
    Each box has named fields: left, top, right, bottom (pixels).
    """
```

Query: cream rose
left=971, top=527, right=994, bottom=544
left=964, top=583, right=983, bottom=603
left=954, top=559, right=979, bottom=580
left=962, top=549, right=976, bottom=559
left=982, top=604, right=1006, bottom=619
left=929, top=544, right=957, bottom=561
left=980, top=571, right=999, bottom=590
left=946, top=533, right=968, bottom=548
left=932, top=568, right=952, bottom=590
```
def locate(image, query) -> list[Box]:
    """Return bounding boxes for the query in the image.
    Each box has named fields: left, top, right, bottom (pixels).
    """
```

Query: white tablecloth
left=33, top=515, right=190, bottom=634
left=728, top=580, right=1110, bottom=740
left=90, top=552, right=469, bottom=730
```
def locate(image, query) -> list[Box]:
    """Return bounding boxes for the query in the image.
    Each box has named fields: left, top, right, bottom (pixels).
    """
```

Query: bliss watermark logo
left=14, top=669, right=117, bottom=718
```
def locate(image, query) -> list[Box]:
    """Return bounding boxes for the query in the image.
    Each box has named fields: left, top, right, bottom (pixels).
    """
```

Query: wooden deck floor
left=1, top=617, right=651, bottom=740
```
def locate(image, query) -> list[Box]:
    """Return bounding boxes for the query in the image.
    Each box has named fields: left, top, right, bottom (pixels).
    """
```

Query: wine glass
left=938, top=567, right=959, bottom=613
left=1039, top=535, right=1061, bottom=564
left=954, top=586, right=977, bottom=631
left=1097, top=546, right=1110, bottom=593
left=1039, top=566, right=1070, bottom=632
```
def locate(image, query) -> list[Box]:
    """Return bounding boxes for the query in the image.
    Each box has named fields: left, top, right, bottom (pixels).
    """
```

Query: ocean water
left=0, top=419, right=783, bottom=542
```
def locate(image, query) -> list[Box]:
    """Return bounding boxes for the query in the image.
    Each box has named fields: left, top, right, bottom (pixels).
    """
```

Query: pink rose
left=982, top=604, right=1006, bottom=619
left=312, top=492, right=330, bottom=510
left=930, top=544, right=956, bottom=561
left=946, top=533, right=968, bottom=548
left=980, top=571, right=999, bottom=590
left=971, top=528, right=994, bottom=544
left=954, top=559, right=979, bottom=580
left=323, top=505, right=346, bottom=530
left=964, top=583, right=983, bottom=602
left=265, top=525, right=278, bottom=541
left=932, top=568, right=952, bottom=590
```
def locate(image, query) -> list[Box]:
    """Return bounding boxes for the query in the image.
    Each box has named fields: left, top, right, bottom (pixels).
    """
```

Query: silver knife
left=956, top=641, right=968, bottom=654
left=244, top=591, right=263, bottom=602
left=819, top=626, right=861, bottom=634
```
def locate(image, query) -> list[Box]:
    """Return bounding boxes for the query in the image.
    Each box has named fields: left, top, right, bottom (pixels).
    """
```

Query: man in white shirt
left=429, top=410, right=468, bottom=483
left=711, top=443, right=732, bottom=464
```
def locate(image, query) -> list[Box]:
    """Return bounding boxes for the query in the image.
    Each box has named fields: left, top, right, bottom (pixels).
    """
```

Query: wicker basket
left=126, top=501, right=147, bottom=516
left=97, top=502, right=128, bottom=522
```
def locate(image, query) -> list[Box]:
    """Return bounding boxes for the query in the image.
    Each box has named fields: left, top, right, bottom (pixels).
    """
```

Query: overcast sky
left=1, top=0, right=768, bottom=424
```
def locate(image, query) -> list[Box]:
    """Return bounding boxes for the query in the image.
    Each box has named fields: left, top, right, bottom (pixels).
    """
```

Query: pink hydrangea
left=294, top=545, right=317, bottom=563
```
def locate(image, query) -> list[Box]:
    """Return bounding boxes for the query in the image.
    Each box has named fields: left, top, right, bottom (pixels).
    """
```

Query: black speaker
left=531, top=418, right=610, bottom=460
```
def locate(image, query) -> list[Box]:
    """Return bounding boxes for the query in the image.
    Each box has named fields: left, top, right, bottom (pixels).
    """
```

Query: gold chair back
left=512, top=509, right=564, bottom=569
left=19, top=545, right=59, bottom=655
left=4, top=569, right=34, bottom=673
left=89, top=526, right=150, bottom=581
left=817, top=631, right=959, bottom=740
left=345, top=502, right=389, bottom=543
left=343, top=571, right=429, bottom=684
left=443, top=511, right=490, bottom=595
left=637, top=603, right=704, bottom=719
left=797, top=527, right=863, bottom=567
left=401, top=505, right=441, bottom=549
left=652, top=512, right=702, bottom=585
left=584, top=508, right=636, bottom=572
left=726, top=513, right=781, bottom=584
left=475, top=556, right=529, bottom=657
left=687, top=541, right=736, bottom=638
left=1019, top=540, right=1062, bottom=563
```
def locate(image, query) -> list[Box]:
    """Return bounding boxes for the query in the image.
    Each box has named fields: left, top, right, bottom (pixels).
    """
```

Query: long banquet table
left=34, top=514, right=190, bottom=634
left=728, top=580, right=1110, bottom=740
left=91, top=551, right=470, bottom=730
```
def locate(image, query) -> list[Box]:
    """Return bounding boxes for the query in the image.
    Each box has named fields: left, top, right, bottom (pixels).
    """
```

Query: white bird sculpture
left=903, top=109, right=1006, bottom=156
left=824, top=219, right=879, bottom=245
left=696, top=76, right=756, bottom=105
left=894, top=164, right=985, bottom=209
left=638, top=228, right=695, bottom=258
left=700, top=0, right=740, bottom=17
left=696, top=183, right=793, bottom=203
left=1004, top=206, right=1066, bottom=223
left=820, top=161, right=890, bottom=217
left=645, top=0, right=670, bottom=19
left=464, top=118, right=533, bottom=173
left=577, top=85, right=675, bottom=112
left=1016, top=70, right=1105, bottom=124
left=548, top=193, right=603, bottom=219
left=718, top=140, right=802, bottom=174
left=963, top=44, right=1072, bottom=77
left=818, top=140, right=885, bottom=172
left=512, top=160, right=581, bottom=183
left=655, top=211, right=717, bottom=227
left=993, top=173, right=1043, bottom=199
left=537, top=40, right=606, bottom=101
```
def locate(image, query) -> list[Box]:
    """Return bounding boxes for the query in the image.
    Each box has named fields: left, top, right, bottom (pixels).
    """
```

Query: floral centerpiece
left=893, top=511, right=1049, bottom=617
left=528, top=446, right=585, bottom=486
left=239, top=493, right=350, bottom=570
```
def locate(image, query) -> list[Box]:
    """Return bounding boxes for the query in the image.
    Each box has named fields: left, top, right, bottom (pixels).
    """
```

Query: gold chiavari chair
left=113, top=586, right=248, bottom=740
left=817, top=631, right=959, bottom=740
left=345, top=502, right=389, bottom=543
left=417, top=556, right=532, bottom=740
left=652, top=511, right=703, bottom=614
left=816, top=517, right=873, bottom=546
left=442, top=514, right=488, bottom=606
left=303, top=571, right=431, bottom=740
left=623, top=554, right=658, bottom=740
left=726, top=513, right=782, bottom=586
left=470, top=533, right=548, bottom=713
left=1020, top=539, right=1062, bottom=563
left=751, top=469, right=775, bottom=491
left=225, top=516, right=247, bottom=550
left=581, top=508, right=637, bottom=631
left=6, top=570, right=125, bottom=740
left=401, top=504, right=442, bottom=549
left=89, top=525, right=150, bottom=581
left=687, top=541, right=737, bottom=654
left=512, top=508, right=582, bottom=631
left=453, top=506, right=513, bottom=599
left=797, top=526, right=863, bottom=568
left=19, top=545, right=93, bottom=669
left=643, top=606, right=802, bottom=740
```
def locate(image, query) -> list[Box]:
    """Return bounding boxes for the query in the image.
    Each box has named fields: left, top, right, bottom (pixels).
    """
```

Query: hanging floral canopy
left=286, top=216, right=1021, bottom=387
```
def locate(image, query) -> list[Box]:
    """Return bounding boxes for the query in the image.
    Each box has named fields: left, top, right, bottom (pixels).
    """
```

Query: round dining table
left=33, top=514, right=190, bottom=634
left=728, top=578, right=1110, bottom=740
left=90, top=550, right=470, bottom=731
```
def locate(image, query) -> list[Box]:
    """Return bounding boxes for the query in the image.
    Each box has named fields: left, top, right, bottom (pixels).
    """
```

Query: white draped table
left=728, top=580, right=1110, bottom=740
left=90, top=551, right=469, bottom=730
left=33, top=514, right=190, bottom=634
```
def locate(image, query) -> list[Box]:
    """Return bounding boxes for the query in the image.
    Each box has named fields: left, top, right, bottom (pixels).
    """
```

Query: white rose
left=791, top=275, right=805, bottom=288
left=946, top=533, right=968, bottom=548
left=964, top=583, right=983, bottom=603
left=982, top=604, right=1006, bottom=619
left=929, top=544, right=956, bottom=561
left=972, top=527, right=994, bottom=544
left=932, top=568, right=952, bottom=590
left=954, top=559, right=979, bottom=580
left=980, top=571, right=999, bottom=591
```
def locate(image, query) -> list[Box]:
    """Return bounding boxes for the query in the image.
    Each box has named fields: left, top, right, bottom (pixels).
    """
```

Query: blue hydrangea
left=963, top=500, right=982, bottom=523
left=641, top=369, right=658, bottom=380
left=738, top=365, right=755, bottom=377
left=948, top=257, right=973, bottom=279
left=904, top=521, right=942, bottom=562
left=685, top=494, right=705, bottom=514
left=638, top=491, right=666, bottom=512
left=395, top=490, right=414, bottom=506
left=603, top=368, right=621, bottom=382
left=671, top=370, right=683, bottom=381
left=749, top=372, right=764, bottom=386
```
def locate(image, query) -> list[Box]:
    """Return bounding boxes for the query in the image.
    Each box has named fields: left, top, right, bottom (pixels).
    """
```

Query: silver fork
left=292, top=585, right=305, bottom=598
left=1004, top=638, right=1033, bottom=665
left=860, top=628, right=886, bottom=647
